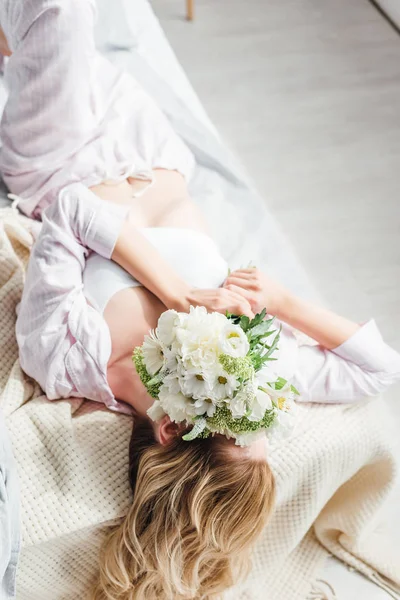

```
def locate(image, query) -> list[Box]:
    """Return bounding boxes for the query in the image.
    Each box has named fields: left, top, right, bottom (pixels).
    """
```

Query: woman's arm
left=16, top=183, right=133, bottom=410
left=224, top=268, right=360, bottom=346
left=17, top=184, right=252, bottom=405
left=17, top=182, right=176, bottom=407
left=224, top=269, right=400, bottom=401
left=274, top=292, right=360, bottom=349
left=112, top=221, right=253, bottom=317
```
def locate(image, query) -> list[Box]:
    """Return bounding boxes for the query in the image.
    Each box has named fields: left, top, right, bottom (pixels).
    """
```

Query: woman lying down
left=1, top=1, right=399, bottom=598
left=16, top=174, right=400, bottom=600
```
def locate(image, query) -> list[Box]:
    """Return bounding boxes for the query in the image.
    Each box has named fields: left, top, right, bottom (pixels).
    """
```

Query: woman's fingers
left=225, top=283, right=260, bottom=313
left=224, top=283, right=252, bottom=300
left=224, top=290, right=254, bottom=318
left=187, top=288, right=254, bottom=318
left=229, top=268, right=258, bottom=278
left=224, top=276, right=260, bottom=291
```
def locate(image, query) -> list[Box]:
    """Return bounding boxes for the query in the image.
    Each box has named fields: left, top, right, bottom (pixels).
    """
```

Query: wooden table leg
left=186, top=0, right=194, bottom=21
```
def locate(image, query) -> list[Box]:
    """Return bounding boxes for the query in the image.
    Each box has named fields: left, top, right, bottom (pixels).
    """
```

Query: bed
left=0, top=1, right=399, bottom=599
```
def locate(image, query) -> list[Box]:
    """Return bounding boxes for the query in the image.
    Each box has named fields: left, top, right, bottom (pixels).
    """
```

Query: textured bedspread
left=1, top=204, right=399, bottom=600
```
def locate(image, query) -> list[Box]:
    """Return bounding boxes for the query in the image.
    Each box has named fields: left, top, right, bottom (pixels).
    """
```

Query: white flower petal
left=147, top=400, right=167, bottom=422
left=142, top=334, right=164, bottom=375
left=218, top=323, right=250, bottom=358
left=157, top=310, right=179, bottom=345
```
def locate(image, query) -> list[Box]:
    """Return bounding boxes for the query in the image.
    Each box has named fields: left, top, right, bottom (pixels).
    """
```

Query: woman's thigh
left=90, top=169, right=209, bottom=233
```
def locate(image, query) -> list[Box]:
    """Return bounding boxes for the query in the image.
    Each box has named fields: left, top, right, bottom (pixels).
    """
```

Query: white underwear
left=83, top=227, right=229, bottom=314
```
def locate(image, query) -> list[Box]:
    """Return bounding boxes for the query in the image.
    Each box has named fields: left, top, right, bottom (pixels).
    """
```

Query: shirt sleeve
left=292, top=320, right=400, bottom=403
left=15, top=183, right=132, bottom=412
left=0, top=0, right=98, bottom=202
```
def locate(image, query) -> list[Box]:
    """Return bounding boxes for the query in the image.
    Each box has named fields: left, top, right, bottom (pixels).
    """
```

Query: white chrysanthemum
left=178, top=370, right=212, bottom=400
left=218, top=323, right=250, bottom=358
left=156, top=309, right=182, bottom=346
left=163, top=346, right=179, bottom=373
left=142, top=331, right=165, bottom=375
left=147, top=400, right=167, bottom=422
left=162, top=372, right=181, bottom=394
left=158, top=381, right=196, bottom=423
left=209, top=370, right=239, bottom=400
left=193, top=397, right=217, bottom=417
left=247, top=387, right=273, bottom=422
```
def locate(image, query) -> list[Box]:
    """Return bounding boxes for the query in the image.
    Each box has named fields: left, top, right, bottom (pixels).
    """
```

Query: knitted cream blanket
left=1, top=205, right=399, bottom=600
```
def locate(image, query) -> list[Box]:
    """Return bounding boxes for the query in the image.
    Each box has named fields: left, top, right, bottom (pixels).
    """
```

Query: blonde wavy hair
left=90, top=415, right=275, bottom=600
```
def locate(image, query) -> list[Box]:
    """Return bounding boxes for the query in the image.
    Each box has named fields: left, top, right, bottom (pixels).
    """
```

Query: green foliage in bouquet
left=226, top=308, right=281, bottom=372
left=133, top=307, right=299, bottom=445
left=187, top=404, right=277, bottom=441
left=132, top=347, right=162, bottom=399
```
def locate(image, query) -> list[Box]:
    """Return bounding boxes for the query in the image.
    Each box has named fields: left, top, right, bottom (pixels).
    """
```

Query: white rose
left=218, top=323, right=250, bottom=358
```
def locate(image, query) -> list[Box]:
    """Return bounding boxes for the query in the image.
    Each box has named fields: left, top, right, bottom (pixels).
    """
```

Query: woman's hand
left=222, top=268, right=288, bottom=316
left=168, top=287, right=255, bottom=318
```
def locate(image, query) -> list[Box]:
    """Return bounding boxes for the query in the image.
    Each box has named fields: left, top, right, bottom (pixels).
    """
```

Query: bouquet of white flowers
left=132, top=306, right=299, bottom=446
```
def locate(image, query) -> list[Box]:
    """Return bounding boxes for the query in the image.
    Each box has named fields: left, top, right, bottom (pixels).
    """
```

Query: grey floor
left=151, top=0, right=400, bottom=598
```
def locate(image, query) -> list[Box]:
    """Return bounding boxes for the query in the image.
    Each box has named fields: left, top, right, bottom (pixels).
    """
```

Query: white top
left=83, top=228, right=229, bottom=314
left=16, top=184, right=400, bottom=414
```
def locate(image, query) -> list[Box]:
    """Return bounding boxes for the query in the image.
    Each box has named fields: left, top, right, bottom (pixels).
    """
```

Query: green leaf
left=274, top=377, right=288, bottom=390
left=240, top=315, right=250, bottom=332
left=248, top=318, right=275, bottom=339
left=291, top=384, right=300, bottom=395
left=263, top=326, right=282, bottom=359
left=226, top=310, right=241, bottom=324
left=247, top=311, right=263, bottom=330
left=248, top=308, right=267, bottom=329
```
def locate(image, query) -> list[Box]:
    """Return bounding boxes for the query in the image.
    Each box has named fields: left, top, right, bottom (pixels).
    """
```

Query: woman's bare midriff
left=90, top=168, right=209, bottom=408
